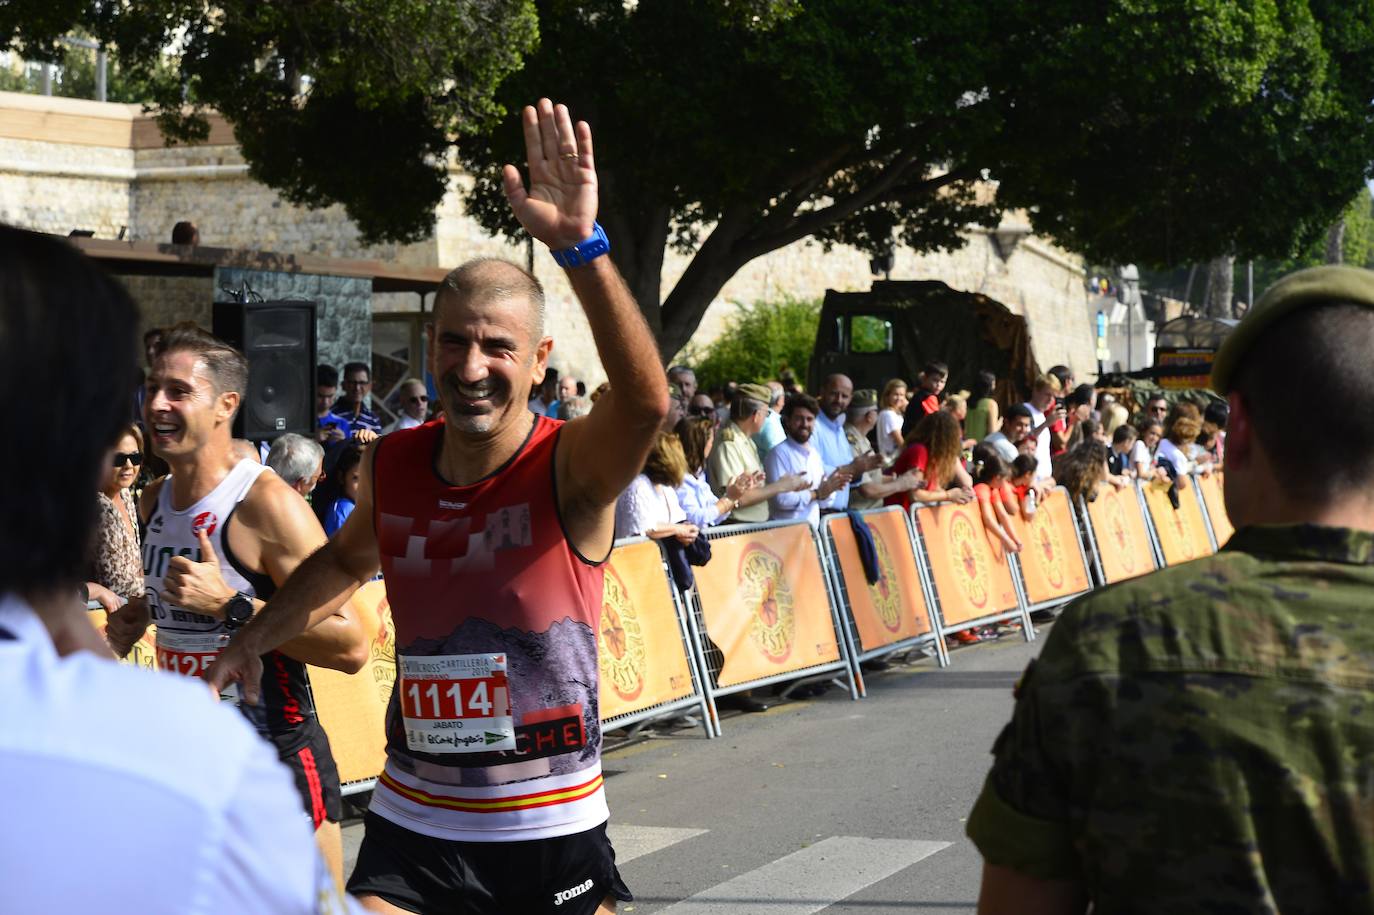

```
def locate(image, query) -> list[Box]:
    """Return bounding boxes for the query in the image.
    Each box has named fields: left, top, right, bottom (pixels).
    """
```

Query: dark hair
left=1048, top=364, right=1072, bottom=387
left=676, top=416, right=715, bottom=473
left=334, top=443, right=365, bottom=481
left=971, top=443, right=1009, bottom=484
left=1058, top=442, right=1109, bottom=501
left=922, top=361, right=949, bottom=378
left=0, top=226, right=139, bottom=593
left=1005, top=403, right=1033, bottom=423
left=782, top=392, right=821, bottom=419
left=1137, top=418, right=1162, bottom=437
left=156, top=322, right=248, bottom=402
left=143, top=327, right=164, bottom=345
left=343, top=361, right=370, bottom=381
left=317, top=363, right=339, bottom=387
left=1204, top=400, right=1230, bottom=427
left=969, top=370, right=996, bottom=404
left=1012, top=453, right=1039, bottom=479
left=1067, top=384, right=1094, bottom=408
left=1112, top=424, right=1138, bottom=445
left=170, top=221, right=198, bottom=245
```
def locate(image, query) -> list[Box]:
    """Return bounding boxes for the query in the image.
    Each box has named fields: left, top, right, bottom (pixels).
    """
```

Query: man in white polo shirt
left=763, top=393, right=852, bottom=526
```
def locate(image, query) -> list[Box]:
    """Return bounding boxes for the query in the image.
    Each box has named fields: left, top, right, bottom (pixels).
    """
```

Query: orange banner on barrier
left=598, top=539, right=696, bottom=720
left=915, top=502, right=1018, bottom=626
left=694, top=523, right=841, bottom=689
left=1142, top=481, right=1214, bottom=566
left=825, top=510, right=933, bottom=651
left=1196, top=472, right=1234, bottom=546
left=1083, top=483, right=1157, bottom=584
left=1009, top=491, right=1092, bottom=606
left=310, top=581, right=395, bottom=785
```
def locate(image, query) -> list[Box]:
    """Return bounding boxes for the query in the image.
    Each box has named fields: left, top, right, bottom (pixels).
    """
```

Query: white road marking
left=609, top=824, right=709, bottom=864
left=654, top=835, right=951, bottom=914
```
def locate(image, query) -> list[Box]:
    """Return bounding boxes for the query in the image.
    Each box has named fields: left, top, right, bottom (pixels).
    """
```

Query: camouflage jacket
left=967, top=524, right=1374, bottom=914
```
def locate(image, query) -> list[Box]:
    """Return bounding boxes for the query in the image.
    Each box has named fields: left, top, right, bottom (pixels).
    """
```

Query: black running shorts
left=346, top=812, right=633, bottom=914
left=281, top=726, right=343, bottom=828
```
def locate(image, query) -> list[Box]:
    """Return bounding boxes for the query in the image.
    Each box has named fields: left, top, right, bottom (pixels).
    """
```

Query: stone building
left=0, top=90, right=1098, bottom=397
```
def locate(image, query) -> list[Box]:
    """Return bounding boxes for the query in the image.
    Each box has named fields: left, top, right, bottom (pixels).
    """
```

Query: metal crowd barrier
left=687, top=519, right=859, bottom=720
left=820, top=507, right=948, bottom=698
left=909, top=500, right=1036, bottom=643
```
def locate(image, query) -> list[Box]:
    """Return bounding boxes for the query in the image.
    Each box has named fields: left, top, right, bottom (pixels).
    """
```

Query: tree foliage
left=0, top=1, right=539, bottom=244
left=460, top=0, right=1374, bottom=356
left=682, top=296, right=819, bottom=393
left=6, top=2, right=1374, bottom=356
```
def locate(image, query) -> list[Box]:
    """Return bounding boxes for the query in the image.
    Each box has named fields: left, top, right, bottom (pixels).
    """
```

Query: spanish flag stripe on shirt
left=378, top=770, right=604, bottom=813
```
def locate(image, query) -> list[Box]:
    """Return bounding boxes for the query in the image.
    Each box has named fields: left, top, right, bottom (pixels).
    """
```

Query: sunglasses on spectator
left=112, top=452, right=143, bottom=467
left=688, top=406, right=716, bottom=417
left=406, top=395, right=428, bottom=404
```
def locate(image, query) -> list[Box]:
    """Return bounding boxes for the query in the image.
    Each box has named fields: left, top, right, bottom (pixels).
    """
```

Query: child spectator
left=1009, top=454, right=1040, bottom=520
left=1108, top=424, right=1138, bottom=477
left=971, top=444, right=1022, bottom=555
left=322, top=444, right=363, bottom=536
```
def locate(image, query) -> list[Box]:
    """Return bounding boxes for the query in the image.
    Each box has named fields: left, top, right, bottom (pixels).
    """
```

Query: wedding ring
left=560, top=152, right=579, bottom=160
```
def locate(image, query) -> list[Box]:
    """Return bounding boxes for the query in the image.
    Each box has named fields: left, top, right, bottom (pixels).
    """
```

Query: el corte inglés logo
left=738, top=543, right=795, bottom=663
left=599, top=567, right=646, bottom=701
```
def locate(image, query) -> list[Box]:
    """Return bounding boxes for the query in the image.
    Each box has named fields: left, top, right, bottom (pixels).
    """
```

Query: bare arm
left=858, top=469, right=921, bottom=500
left=206, top=447, right=382, bottom=702
left=501, top=99, right=668, bottom=558
left=977, top=863, right=1087, bottom=915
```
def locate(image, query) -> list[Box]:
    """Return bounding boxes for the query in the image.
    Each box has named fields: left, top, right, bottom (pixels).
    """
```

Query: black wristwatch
left=223, top=591, right=254, bottom=631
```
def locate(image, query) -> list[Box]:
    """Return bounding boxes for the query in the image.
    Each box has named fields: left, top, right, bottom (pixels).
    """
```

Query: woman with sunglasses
left=91, top=423, right=146, bottom=604
left=385, top=377, right=431, bottom=433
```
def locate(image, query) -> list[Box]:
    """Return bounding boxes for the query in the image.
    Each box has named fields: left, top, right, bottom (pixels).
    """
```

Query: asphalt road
left=342, top=626, right=1048, bottom=913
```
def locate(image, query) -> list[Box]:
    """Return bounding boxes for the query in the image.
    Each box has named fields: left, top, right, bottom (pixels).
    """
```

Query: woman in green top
left=964, top=370, right=1000, bottom=443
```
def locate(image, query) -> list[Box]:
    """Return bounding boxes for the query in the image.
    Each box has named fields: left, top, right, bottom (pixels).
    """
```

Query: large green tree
left=0, top=0, right=539, bottom=243
left=6, top=2, right=1374, bottom=359
left=461, top=0, right=1374, bottom=356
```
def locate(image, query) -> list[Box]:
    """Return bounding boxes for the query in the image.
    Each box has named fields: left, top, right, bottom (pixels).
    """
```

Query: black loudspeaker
left=212, top=300, right=317, bottom=441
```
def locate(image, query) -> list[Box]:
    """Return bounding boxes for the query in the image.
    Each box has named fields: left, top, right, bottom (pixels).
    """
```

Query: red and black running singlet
left=369, top=415, right=609, bottom=841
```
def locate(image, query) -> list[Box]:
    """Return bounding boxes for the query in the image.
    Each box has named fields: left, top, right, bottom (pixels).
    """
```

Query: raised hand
left=501, top=99, right=598, bottom=250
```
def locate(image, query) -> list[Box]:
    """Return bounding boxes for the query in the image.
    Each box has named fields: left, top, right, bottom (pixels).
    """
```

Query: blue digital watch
left=551, top=221, right=611, bottom=268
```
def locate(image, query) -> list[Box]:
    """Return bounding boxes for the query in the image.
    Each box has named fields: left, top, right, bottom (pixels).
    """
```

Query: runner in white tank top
left=109, top=327, right=369, bottom=887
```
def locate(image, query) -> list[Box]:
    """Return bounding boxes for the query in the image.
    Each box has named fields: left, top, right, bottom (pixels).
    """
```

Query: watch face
left=226, top=596, right=253, bottom=626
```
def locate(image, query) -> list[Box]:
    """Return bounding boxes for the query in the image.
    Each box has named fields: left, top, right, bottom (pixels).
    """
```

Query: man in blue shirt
left=315, top=363, right=352, bottom=444
left=813, top=373, right=882, bottom=511
left=334, top=361, right=382, bottom=440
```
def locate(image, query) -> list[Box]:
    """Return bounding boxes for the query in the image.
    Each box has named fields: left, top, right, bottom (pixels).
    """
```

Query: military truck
left=808, top=280, right=1041, bottom=403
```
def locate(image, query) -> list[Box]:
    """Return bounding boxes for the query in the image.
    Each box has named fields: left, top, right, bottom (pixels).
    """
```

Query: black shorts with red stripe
left=347, top=813, right=632, bottom=914
left=281, top=724, right=342, bottom=828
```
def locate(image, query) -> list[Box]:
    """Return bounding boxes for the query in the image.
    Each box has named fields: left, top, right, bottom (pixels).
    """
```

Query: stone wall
left=213, top=267, right=372, bottom=378
left=0, top=92, right=1096, bottom=390
left=118, top=274, right=215, bottom=338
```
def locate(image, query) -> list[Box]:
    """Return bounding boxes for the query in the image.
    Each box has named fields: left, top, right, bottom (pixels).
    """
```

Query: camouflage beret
left=850, top=389, right=879, bottom=410
left=1212, top=264, right=1374, bottom=393
left=736, top=382, right=773, bottom=404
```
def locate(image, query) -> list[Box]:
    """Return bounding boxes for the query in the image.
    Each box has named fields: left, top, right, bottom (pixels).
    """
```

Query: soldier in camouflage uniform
left=967, top=265, right=1374, bottom=914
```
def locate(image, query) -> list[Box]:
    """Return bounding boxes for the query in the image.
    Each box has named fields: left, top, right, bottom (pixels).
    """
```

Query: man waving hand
left=209, top=100, right=667, bottom=914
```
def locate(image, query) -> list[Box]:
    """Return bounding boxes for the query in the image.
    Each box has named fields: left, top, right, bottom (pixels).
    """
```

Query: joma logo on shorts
left=554, top=878, right=594, bottom=906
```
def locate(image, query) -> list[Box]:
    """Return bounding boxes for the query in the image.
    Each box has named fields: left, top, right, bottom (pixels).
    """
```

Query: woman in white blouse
left=674, top=416, right=756, bottom=528
left=877, top=378, right=908, bottom=461
left=614, top=433, right=701, bottom=543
